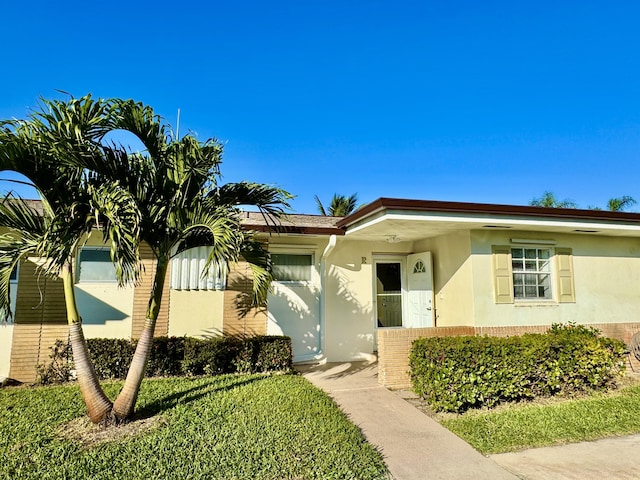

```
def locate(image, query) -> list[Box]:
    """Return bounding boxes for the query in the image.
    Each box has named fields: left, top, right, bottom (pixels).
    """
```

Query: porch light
left=386, top=235, right=401, bottom=243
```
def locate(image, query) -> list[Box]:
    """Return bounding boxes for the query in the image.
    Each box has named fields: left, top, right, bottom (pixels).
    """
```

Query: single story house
left=2, top=197, right=640, bottom=387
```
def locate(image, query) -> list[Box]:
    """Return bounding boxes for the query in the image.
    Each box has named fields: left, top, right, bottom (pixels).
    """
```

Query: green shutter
left=555, top=247, right=575, bottom=303
left=492, top=246, right=514, bottom=304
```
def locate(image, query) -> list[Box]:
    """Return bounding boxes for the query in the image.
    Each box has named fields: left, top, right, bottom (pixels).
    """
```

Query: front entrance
left=374, top=252, right=434, bottom=330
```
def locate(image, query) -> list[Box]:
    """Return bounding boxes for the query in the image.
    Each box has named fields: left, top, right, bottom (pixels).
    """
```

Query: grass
left=0, top=374, right=389, bottom=479
left=439, top=381, right=640, bottom=455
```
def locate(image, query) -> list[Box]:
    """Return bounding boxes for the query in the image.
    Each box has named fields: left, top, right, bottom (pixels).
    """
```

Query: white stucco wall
left=168, top=290, right=225, bottom=338
left=74, top=284, right=134, bottom=338
left=414, top=231, right=474, bottom=327
left=323, top=238, right=414, bottom=361
left=266, top=238, right=326, bottom=361
left=0, top=324, right=13, bottom=378
left=470, top=230, right=640, bottom=326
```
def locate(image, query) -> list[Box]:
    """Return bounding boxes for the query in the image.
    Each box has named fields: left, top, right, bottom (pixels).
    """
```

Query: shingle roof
left=241, top=211, right=345, bottom=235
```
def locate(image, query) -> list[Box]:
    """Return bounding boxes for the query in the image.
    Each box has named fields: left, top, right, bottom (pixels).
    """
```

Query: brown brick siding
left=222, top=261, right=267, bottom=337
left=378, top=323, right=640, bottom=389
left=131, top=243, right=170, bottom=338
left=9, top=259, right=68, bottom=383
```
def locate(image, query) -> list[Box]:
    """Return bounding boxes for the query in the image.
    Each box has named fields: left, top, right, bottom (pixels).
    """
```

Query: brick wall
left=378, top=322, right=640, bottom=389
left=9, top=259, right=68, bottom=383
left=131, top=243, right=170, bottom=338
left=222, top=261, right=267, bottom=337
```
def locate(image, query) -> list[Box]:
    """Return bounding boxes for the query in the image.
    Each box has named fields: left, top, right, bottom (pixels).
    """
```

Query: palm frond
left=88, top=183, right=142, bottom=285
left=207, top=182, right=292, bottom=218
left=0, top=198, right=48, bottom=320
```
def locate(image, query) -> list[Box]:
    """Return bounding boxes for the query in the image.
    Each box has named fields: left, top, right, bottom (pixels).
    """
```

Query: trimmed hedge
left=409, top=323, right=627, bottom=413
left=38, top=335, right=293, bottom=384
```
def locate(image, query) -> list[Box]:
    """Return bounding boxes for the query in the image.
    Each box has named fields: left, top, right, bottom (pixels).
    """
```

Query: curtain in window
left=272, top=254, right=312, bottom=282
left=170, top=246, right=226, bottom=290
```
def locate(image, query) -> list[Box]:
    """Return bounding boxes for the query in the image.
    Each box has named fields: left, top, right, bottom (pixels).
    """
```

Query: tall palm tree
left=74, top=99, right=292, bottom=420
left=314, top=193, right=358, bottom=216
left=0, top=95, right=141, bottom=423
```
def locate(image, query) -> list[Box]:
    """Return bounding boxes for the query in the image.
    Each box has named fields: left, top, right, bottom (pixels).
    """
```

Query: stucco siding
left=323, top=240, right=376, bottom=361
left=0, top=324, right=13, bottom=378
left=168, top=290, right=224, bottom=337
left=414, top=231, right=475, bottom=327
left=471, top=230, right=640, bottom=327
left=75, top=284, right=134, bottom=339
left=266, top=239, right=324, bottom=360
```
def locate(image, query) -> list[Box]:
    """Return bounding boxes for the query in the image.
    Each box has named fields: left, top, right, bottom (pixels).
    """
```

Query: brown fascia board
left=241, top=212, right=345, bottom=236
left=337, top=198, right=640, bottom=228
left=246, top=224, right=345, bottom=236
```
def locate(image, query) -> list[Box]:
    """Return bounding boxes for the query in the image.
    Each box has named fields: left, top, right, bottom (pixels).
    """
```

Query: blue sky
left=2, top=1, right=640, bottom=213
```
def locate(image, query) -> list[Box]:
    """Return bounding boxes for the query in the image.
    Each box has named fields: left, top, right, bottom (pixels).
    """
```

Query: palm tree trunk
left=112, top=256, right=168, bottom=421
left=62, top=261, right=113, bottom=424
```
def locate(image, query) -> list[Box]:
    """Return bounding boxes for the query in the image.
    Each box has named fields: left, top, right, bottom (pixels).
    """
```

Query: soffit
left=343, top=209, right=640, bottom=243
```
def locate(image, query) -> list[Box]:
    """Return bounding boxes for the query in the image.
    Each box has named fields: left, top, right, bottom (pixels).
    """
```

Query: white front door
left=406, top=252, right=434, bottom=328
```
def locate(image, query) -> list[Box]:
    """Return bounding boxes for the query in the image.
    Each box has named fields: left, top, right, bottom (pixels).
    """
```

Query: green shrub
left=234, top=336, right=293, bottom=373
left=39, top=335, right=294, bottom=384
left=182, top=336, right=243, bottom=375
left=409, top=324, right=626, bottom=413
left=87, top=338, right=135, bottom=379
left=147, top=336, right=186, bottom=377
left=36, top=339, right=74, bottom=384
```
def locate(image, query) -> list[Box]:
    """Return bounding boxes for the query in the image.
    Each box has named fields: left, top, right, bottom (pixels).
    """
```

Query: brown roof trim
left=247, top=224, right=345, bottom=236
left=337, top=198, right=640, bottom=228
left=242, top=212, right=345, bottom=236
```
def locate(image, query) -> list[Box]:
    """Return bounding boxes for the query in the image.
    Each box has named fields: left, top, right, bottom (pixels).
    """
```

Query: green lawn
left=440, top=382, right=640, bottom=454
left=0, top=374, right=389, bottom=479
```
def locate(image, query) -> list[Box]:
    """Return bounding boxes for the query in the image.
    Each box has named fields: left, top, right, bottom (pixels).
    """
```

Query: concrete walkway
left=491, top=434, right=640, bottom=480
left=299, top=361, right=640, bottom=480
left=298, top=361, right=518, bottom=480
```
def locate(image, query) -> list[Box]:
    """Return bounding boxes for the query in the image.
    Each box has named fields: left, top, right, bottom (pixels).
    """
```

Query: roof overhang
left=337, top=198, right=640, bottom=242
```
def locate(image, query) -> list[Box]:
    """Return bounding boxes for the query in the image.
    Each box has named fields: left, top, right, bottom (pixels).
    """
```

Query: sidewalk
left=298, top=361, right=518, bottom=480
left=491, top=434, right=640, bottom=480
left=299, top=361, right=640, bottom=480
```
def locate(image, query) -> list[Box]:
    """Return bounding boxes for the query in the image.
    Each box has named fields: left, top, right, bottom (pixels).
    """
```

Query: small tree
left=0, top=95, right=141, bottom=423
left=78, top=99, right=291, bottom=421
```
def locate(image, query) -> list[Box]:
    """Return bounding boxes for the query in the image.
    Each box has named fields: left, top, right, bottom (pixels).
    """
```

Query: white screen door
left=375, top=262, right=403, bottom=327
left=406, top=252, right=434, bottom=328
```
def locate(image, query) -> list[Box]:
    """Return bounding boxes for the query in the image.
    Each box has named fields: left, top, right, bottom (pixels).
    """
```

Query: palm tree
left=75, top=99, right=292, bottom=421
left=314, top=193, right=358, bottom=216
left=529, top=191, right=578, bottom=209
left=0, top=95, right=141, bottom=423
left=607, top=196, right=636, bottom=212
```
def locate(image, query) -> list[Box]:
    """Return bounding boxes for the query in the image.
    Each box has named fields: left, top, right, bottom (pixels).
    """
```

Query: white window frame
left=511, top=246, right=554, bottom=301
left=270, top=251, right=315, bottom=285
left=76, top=247, right=118, bottom=284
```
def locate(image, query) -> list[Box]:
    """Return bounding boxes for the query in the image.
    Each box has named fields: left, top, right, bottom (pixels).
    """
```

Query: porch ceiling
left=343, top=211, right=640, bottom=243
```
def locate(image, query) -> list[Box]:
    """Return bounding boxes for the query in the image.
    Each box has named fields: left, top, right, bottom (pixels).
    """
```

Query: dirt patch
left=57, top=414, right=166, bottom=448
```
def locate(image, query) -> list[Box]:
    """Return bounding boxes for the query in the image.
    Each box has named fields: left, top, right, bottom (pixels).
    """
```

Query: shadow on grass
left=133, top=375, right=266, bottom=420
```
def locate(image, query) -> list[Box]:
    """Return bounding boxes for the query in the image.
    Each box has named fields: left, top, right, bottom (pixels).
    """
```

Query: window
left=77, top=248, right=117, bottom=283
left=511, top=247, right=552, bottom=300
left=170, top=246, right=226, bottom=291
left=413, top=260, right=426, bottom=274
left=271, top=253, right=313, bottom=282
left=9, top=265, right=18, bottom=282
left=492, top=245, right=575, bottom=304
